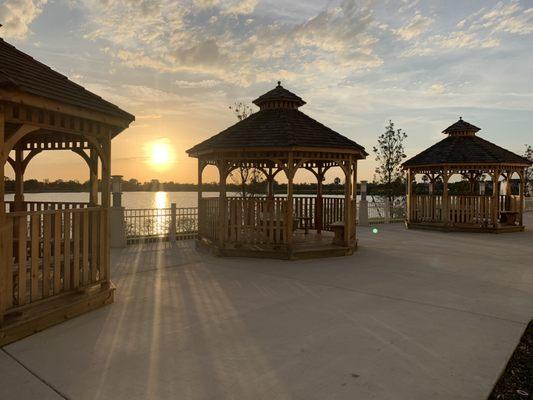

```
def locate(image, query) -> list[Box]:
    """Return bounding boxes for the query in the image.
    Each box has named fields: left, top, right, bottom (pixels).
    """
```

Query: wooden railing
left=225, top=198, right=288, bottom=245
left=199, top=197, right=219, bottom=241
left=410, top=194, right=522, bottom=225
left=2, top=207, right=108, bottom=312
left=6, top=201, right=89, bottom=213
left=526, top=197, right=533, bottom=212
left=124, top=207, right=197, bottom=243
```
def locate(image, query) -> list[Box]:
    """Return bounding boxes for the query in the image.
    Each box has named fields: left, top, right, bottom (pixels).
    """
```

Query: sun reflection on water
left=154, top=191, right=168, bottom=209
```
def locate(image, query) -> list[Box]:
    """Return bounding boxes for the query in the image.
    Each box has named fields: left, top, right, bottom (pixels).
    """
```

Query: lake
left=4, top=191, right=351, bottom=209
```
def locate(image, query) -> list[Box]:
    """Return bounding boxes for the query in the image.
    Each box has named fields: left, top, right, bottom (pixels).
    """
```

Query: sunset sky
left=1, top=0, right=532, bottom=184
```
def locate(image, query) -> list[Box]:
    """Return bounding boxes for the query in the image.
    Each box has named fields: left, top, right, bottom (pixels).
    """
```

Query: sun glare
left=149, top=141, right=173, bottom=168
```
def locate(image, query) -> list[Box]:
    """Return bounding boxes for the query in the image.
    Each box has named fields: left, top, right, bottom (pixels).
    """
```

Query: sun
left=149, top=141, right=173, bottom=168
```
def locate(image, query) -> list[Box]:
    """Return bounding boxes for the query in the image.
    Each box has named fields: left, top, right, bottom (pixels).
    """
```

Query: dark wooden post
left=218, top=158, right=227, bottom=249
left=89, top=147, right=99, bottom=206
left=0, top=104, right=6, bottom=324
left=286, top=153, right=295, bottom=251
left=343, top=159, right=352, bottom=246
left=14, top=147, right=24, bottom=211
left=316, top=164, right=323, bottom=234
left=442, top=171, right=450, bottom=226
left=351, top=158, right=358, bottom=243
left=492, top=170, right=500, bottom=227
left=406, top=169, right=413, bottom=223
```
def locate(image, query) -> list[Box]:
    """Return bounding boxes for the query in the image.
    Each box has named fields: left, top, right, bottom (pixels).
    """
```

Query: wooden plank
left=72, top=212, right=80, bottom=288
left=53, top=212, right=62, bottom=294
left=17, top=216, right=27, bottom=306
left=99, top=209, right=106, bottom=282
left=82, top=210, right=89, bottom=285
left=30, top=214, right=40, bottom=301
left=90, top=211, right=98, bottom=282
left=63, top=212, right=71, bottom=291
left=5, top=218, right=13, bottom=309
left=42, top=213, right=51, bottom=297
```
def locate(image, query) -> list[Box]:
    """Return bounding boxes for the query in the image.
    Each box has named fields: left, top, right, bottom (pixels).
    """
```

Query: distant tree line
left=3, top=176, right=407, bottom=196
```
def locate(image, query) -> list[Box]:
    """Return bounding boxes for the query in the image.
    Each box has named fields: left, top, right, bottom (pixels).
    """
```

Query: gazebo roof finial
left=277, top=80, right=281, bottom=87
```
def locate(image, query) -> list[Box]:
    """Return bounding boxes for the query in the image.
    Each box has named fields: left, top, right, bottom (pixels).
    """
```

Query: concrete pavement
left=2, top=215, right=532, bottom=399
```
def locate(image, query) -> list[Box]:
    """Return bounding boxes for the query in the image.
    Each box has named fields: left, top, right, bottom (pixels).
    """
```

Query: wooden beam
left=0, top=103, right=6, bottom=324
left=0, top=124, right=40, bottom=165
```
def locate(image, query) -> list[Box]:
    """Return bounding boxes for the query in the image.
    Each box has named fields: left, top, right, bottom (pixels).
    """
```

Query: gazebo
left=403, top=118, right=531, bottom=232
left=187, top=83, right=367, bottom=259
left=0, top=38, right=134, bottom=345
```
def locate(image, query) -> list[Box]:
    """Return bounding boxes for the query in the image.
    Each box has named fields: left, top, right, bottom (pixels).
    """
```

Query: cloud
left=395, top=12, right=434, bottom=40
left=81, top=0, right=382, bottom=86
left=174, top=80, right=219, bottom=88
left=193, top=0, right=258, bottom=15
left=428, top=83, right=446, bottom=94
left=0, top=0, right=47, bottom=39
left=402, top=1, right=533, bottom=57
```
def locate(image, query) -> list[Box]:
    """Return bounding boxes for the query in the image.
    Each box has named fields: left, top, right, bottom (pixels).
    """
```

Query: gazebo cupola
left=443, top=117, right=480, bottom=136
left=252, top=82, right=306, bottom=110
left=187, top=82, right=367, bottom=259
left=403, top=118, right=531, bottom=233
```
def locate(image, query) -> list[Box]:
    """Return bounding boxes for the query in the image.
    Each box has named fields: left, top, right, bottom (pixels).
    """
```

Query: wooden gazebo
left=187, top=82, right=367, bottom=259
left=403, top=118, right=531, bottom=232
left=0, top=38, right=134, bottom=345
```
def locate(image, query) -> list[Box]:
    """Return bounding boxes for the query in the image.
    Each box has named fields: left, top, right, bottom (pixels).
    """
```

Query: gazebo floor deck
left=200, top=230, right=354, bottom=260
left=407, top=222, right=525, bottom=233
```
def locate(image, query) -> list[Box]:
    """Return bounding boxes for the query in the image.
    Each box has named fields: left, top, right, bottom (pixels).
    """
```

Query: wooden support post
left=218, top=159, right=227, bottom=248
left=442, top=172, right=450, bottom=226
left=492, top=170, right=500, bottom=227
left=343, top=160, right=352, bottom=246
left=406, top=169, right=413, bottom=223
left=0, top=104, right=7, bottom=324
left=101, top=140, right=111, bottom=208
left=286, top=153, right=295, bottom=250
left=316, top=164, right=323, bottom=234
left=519, top=170, right=525, bottom=227
left=89, top=147, right=99, bottom=206
left=198, top=159, right=203, bottom=239
left=101, top=138, right=111, bottom=285
left=14, top=147, right=24, bottom=211
left=352, top=159, right=358, bottom=243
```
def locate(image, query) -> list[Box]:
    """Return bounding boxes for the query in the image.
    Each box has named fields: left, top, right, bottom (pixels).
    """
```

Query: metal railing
left=124, top=205, right=197, bottom=244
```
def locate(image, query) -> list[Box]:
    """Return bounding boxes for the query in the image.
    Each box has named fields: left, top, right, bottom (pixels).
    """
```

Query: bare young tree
left=525, top=144, right=533, bottom=196
left=373, top=120, right=408, bottom=216
left=228, top=102, right=263, bottom=198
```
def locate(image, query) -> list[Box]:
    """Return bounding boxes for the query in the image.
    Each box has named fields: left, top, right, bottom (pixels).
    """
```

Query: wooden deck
left=198, top=229, right=354, bottom=260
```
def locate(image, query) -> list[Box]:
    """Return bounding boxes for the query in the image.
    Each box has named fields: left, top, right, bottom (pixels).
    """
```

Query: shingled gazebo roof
left=403, top=118, right=530, bottom=167
left=187, top=83, right=366, bottom=156
left=0, top=38, right=134, bottom=123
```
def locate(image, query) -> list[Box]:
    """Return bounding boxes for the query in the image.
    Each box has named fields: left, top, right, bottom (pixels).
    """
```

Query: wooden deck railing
left=198, top=197, right=219, bottom=241
left=526, top=197, right=533, bottom=212
left=225, top=198, right=288, bottom=245
left=2, top=207, right=108, bottom=312
left=410, top=194, right=522, bottom=225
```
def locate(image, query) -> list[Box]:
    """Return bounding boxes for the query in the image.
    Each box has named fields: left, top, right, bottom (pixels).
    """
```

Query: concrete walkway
left=2, top=215, right=533, bottom=400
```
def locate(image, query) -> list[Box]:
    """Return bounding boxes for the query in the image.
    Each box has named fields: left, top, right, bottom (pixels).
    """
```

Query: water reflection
left=154, top=191, right=168, bottom=209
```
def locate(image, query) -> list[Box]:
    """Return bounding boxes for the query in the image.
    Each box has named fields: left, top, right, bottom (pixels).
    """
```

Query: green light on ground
left=372, top=228, right=379, bottom=234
